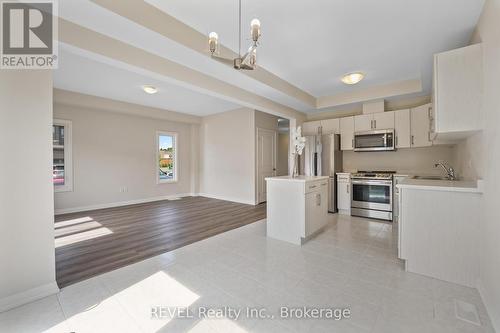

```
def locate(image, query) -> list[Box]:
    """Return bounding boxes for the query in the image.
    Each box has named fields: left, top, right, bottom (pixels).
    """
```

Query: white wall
left=0, top=71, right=58, bottom=311
left=199, top=108, right=256, bottom=204
left=343, top=145, right=457, bottom=176
left=277, top=133, right=290, bottom=176
left=462, top=0, right=500, bottom=329
left=54, top=103, right=197, bottom=213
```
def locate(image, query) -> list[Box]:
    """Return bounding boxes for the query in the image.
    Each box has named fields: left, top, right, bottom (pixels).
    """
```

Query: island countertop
left=397, top=178, right=483, bottom=193
left=265, top=175, right=329, bottom=183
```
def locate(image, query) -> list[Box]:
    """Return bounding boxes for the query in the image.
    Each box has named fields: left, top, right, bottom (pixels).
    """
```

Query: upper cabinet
left=374, top=111, right=395, bottom=130
left=354, top=114, right=372, bottom=132
left=302, top=119, right=340, bottom=135
left=301, top=121, right=321, bottom=135
left=320, top=118, right=340, bottom=134
left=340, top=117, right=355, bottom=151
left=305, top=104, right=435, bottom=151
left=354, top=112, right=394, bottom=132
left=394, top=109, right=411, bottom=148
left=432, top=44, right=483, bottom=141
left=411, top=104, right=433, bottom=147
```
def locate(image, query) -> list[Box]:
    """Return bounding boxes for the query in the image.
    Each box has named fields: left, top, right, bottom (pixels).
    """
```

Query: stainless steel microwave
left=354, top=129, right=395, bottom=152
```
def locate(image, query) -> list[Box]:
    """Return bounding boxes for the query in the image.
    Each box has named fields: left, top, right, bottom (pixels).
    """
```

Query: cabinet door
left=411, top=104, right=432, bottom=147
left=395, top=109, right=411, bottom=148
left=321, top=118, right=339, bottom=134
left=302, top=121, right=320, bottom=135
left=337, top=181, right=351, bottom=210
left=340, top=117, right=354, bottom=150
left=373, top=111, right=395, bottom=130
left=354, top=114, right=373, bottom=132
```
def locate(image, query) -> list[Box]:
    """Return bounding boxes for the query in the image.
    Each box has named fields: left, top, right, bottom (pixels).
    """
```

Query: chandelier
left=207, top=0, right=261, bottom=70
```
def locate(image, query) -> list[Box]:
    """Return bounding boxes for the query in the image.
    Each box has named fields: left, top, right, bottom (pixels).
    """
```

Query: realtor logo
left=1, top=0, right=58, bottom=69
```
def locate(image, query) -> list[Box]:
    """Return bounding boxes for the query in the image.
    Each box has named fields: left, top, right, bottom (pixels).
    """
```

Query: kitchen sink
left=412, top=175, right=454, bottom=181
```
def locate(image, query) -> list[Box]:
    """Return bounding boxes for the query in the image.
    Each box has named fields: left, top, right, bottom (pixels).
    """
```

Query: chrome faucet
left=434, top=162, right=457, bottom=180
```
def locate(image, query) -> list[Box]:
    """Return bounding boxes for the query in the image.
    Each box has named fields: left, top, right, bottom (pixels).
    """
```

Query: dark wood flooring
left=55, top=196, right=266, bottom=288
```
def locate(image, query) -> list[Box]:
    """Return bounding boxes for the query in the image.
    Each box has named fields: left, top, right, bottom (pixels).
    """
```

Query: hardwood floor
left=55, top=196, right=266, bottom=288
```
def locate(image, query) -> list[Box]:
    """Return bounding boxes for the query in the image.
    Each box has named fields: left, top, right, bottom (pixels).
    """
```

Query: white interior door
left=257, top=128, right=277, bottom=203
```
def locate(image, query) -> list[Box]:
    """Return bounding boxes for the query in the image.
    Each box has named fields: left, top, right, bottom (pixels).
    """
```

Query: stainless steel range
left=351, top=171, right=395, bottom=221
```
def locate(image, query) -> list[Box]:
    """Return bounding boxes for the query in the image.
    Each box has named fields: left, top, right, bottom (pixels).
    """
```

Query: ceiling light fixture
left=142, top=85, right=158, bottom=94
left=341, top=72, right=365, bottom=85
left=208, top=0, right=261, bottom=70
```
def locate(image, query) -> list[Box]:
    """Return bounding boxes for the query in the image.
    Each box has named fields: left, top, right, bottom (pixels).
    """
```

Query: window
left=157, top=131, right=177, bottom=183
left=53, top=119, right=73, bottom=192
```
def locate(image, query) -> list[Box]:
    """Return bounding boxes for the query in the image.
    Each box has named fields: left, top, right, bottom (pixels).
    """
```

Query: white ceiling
left=54, top=47, right=240, bottom=116
left=147, top=0, right=484, bottom=97
left=56, top=0, right=484, bottom=115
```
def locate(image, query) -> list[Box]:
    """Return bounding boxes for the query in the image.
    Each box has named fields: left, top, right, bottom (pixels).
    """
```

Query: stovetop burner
left=352, top=170, right=396, bottom=180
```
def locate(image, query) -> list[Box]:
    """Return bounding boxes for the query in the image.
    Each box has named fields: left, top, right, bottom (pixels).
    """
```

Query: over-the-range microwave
left=354, top=129, right=395, bottom=152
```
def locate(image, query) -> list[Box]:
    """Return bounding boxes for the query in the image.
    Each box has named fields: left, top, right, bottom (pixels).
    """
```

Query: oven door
left=351, top=179, right=393, bottom=212
left=354, top=130, right=395, bottom=152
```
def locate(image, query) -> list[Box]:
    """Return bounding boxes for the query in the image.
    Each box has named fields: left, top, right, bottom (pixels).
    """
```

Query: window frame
left=53, top=119, right=73, bottom=193
left=156, top=131, right=178, bottom=184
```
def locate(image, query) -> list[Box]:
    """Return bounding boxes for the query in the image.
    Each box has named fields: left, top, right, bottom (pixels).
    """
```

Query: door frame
left=256, top=127, right=277, bottom=204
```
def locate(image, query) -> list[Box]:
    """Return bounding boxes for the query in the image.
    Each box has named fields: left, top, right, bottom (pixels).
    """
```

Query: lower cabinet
left=337, top=174, right=351, bottom=214
left=266, top=177, right=329, bottom=245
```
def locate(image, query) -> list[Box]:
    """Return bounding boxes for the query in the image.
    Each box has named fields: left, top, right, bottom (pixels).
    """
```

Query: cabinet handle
left=352, top=138, right=354, bottom=148
left=428, top=106, right=433, bottom=120
left=309, top=185, right=317, bottom=189
left=395, top=136, right=398, bottom=146
left=316, top=194, right=321, bottom=206
left=411, top=135, right=414, bottom=146
left=374, top=120, right=377, bottom=129
left=346, top=184, right=349, bottom=194
left=428, top=131, right=431, bottom=142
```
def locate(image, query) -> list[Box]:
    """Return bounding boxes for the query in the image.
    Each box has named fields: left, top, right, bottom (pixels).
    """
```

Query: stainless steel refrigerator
left=301, top=134, right=343, bottom=212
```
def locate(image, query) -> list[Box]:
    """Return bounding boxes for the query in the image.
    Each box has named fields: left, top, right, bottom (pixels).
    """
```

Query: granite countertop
left=397, top=178, right=483, bottom=193
left=265, top=175, right=329, bottom=182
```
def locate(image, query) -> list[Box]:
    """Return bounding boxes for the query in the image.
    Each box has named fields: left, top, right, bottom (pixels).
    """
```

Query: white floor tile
left=0, top=215, right=494, bottom=333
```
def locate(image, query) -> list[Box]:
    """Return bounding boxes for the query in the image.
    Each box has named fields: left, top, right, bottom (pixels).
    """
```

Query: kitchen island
left=266, top=176, right=329, bottom=245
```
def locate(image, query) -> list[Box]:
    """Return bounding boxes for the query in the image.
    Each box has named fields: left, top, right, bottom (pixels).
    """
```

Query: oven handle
left=351, top=179, right=393, bottom=186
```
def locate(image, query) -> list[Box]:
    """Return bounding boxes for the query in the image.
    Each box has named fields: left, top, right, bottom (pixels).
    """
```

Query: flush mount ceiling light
left=341, top=72, right=365, bottom=85
left=142, top=85, right=158, bottom=94
left=208, top=0, right=261, bottom=70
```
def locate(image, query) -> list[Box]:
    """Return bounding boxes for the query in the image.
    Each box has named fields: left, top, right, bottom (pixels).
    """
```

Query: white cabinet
left=398, top=184, right=481, bottom=287
left=320, top=118, right=340, bottom=134
left=354, top=112, right=395, bottom=132
left=410, top=104, right=432, bottom=147
left=266, top=176, right=329, bottom=245
left=354, top=114, right=372, bottom=132
left=301, top=121, right=320, bottom=135
left=373, top=111, right=395, bottom=130
left=392, top=175, right=408, bottom=223
left=336, top=173, right=351, bottom=214
left=340, top=117, right=354, bottom=151
left=432, top=44, right=482, bottom=141
left=395, top=109, right=411, bottom=148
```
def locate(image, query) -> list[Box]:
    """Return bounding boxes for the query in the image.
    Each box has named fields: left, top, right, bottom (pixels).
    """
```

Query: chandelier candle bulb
left=250, top=19, right=261, bottom=42
left=208, top=32, right=218, bottom=54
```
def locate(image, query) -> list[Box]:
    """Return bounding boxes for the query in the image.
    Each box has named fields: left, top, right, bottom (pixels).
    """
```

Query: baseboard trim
left=477, top=279, right=499, bottom=332
left=198, top=193, right=257, bottom=206
left=55, top=193, right=197, bottom=215
left=0, top=281, right=59, bottom=313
